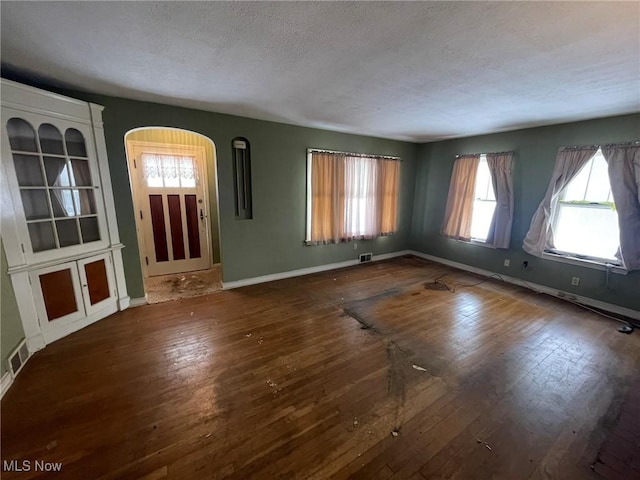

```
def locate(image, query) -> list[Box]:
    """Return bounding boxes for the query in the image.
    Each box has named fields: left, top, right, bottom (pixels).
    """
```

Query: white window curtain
left=523, top=147, right=598, bottom=257
left=601, top=144, right=640, bottom=270
left=344, top=156, right=379, bottom=239
left=485, top=152, right=514, bottom=249
left=441, top=155, right=480, bottom=241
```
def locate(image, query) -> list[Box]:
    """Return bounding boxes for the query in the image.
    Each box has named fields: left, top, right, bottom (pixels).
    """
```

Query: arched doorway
left=124, top=127, right=221, bottom=303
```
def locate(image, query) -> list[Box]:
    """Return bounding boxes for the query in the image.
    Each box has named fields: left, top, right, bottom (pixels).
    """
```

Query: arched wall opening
left=124, top=127, right=221, bottom=302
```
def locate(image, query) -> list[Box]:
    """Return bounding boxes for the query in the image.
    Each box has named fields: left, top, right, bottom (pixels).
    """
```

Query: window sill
left=452, top=238, right=494, bottom=249
left=542, top=251, right=627, bottom=275
left=469, top=239, right=493, bottom=248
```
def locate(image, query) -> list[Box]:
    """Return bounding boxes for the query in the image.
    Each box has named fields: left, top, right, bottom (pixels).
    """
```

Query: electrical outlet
left=571, top=276, right=580, bottom=286
left=503, top=259, right=510, bottom=267
left=354, top=242, right=358, bottom=250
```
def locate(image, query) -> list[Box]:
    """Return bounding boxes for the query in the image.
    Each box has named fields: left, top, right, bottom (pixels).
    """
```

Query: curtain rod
left=455, top=150, right=514, bottom=158
left=308, top=148, right=401, bottom=161
left=560, top=141, right=639, bottom=151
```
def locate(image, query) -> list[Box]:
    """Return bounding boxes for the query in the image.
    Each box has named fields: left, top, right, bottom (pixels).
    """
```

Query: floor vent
left=359, top=253, right=373, bottom=263
left=8, top=341, right=29, bottom=377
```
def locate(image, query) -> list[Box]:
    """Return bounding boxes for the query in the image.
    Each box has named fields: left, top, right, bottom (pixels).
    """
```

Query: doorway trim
left=124, top=128, right=219, bottom=283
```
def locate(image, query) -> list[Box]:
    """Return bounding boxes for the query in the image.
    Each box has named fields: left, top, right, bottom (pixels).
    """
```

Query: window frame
left=305, top=148, right=400, bottom=245
left=545, top=148, right=622, bottom=268
left=469, top=154, right=497, bottom=244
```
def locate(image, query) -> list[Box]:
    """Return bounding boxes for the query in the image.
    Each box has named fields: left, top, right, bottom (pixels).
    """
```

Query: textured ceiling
left=1, top=1, right=639, bottom=142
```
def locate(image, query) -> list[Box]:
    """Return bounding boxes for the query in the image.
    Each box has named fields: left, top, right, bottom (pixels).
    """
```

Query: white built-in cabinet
left=1, top=79, right=129, bottom=351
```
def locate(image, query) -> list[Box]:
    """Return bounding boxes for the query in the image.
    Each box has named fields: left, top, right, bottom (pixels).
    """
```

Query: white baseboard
left=1, top=372, right=13, bottom=398
left=222, top=250, right=411, bottom=290
left=409, top=250, right=640, bottom=321
left=128, top=297, right=147, bottom=308
left=374, top=250, right=412, bottom=261
left=118, top=295, right=131, bottom=310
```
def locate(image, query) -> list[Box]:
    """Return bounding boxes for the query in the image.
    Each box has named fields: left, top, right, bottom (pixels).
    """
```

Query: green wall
left=1, top=75, right=637, bottom=353
left=1, top=241, right=25, bottom=376
left=411, top=114, right=640, bottom=311
left=54, top=92, right=418, bottom=298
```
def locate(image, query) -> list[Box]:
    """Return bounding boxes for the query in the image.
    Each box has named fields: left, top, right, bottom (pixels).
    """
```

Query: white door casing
left=126, top=141, right=211, bottom=277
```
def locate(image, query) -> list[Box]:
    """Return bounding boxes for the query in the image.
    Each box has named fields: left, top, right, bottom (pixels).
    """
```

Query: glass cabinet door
left=5, top=116, right=104, bottom=256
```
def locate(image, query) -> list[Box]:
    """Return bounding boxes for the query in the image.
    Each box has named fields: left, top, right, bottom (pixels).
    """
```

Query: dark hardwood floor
left=2, top=256, right=639, bottom=479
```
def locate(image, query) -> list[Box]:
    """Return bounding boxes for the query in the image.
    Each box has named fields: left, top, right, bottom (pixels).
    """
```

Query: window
left=141, top=153, right=198, bottom=188
left=469, top=155, right=496, bottom=242
left=550, top=148, right=620, bottom=263
left=441, top=152, right=513, bottom=248
left=306, top=150, right=400, bottom=244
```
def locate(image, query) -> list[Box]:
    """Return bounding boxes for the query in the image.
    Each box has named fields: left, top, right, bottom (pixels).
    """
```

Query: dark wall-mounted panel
left=232, top=138, right=252, bottom=220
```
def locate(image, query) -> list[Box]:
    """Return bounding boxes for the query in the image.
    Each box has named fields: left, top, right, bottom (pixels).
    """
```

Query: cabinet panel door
left=78, top=253, right=116, bottom=316
left=31, top=261, right=85, bottom=337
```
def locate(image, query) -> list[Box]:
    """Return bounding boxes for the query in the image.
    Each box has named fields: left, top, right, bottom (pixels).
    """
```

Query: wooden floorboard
left=2, top=256, right=639, bottom=479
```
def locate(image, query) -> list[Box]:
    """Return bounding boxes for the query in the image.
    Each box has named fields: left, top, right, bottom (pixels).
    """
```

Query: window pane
left=50, top=189, right=77, bottom=217
left=180, top=157, right=196, bottom=188
left=28, top=221, right=56, bottom=251
left=44, top=157, right=71, bottom=186
left=21, top=189, right=51, bottom=220
left=470, top=158, right=496, bottom=241
left=554, top=204, right=619, bottom=260
left=76, top=189, right=97, bottom=215
left=584, top=152, right=611, bottom=202
left=71, top=159, right=92, bottom=186
left=142, top=154, right=163, bottom=187
left=56, top=219, right=80, bottom=247
left=7, top=118, right=38, bottom=152
left=470, top=200, right=496, bottom=241
left=65, top=129, right=87, bottom=157
left=13, top=154, right=44, bottom=186
left=563, top=162, right=590, bottom=201
left=162, top=156, right=180, bottom=188
left=344, top=156, right=375, bottom=237
left=474, top=158, right=494, bottom=201
left=80, top=217, right=100, bottom=243
left=38, top=124, right=65, bottom=155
